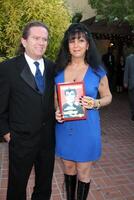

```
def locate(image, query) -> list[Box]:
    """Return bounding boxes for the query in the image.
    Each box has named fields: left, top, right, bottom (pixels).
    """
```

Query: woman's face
left=68, top=33, right=89, bottom=59
left=65, top=90, right=76, bottom=104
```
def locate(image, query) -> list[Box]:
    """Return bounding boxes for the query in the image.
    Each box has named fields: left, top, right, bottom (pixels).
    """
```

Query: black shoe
left=77, top=180, right=90, bottom=200
left=64, top=174, right=77, bottom=200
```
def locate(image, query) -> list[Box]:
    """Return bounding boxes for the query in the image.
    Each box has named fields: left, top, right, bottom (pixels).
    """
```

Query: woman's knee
left=77, top=162, right=92, bottom=182
left=62, top=159, right=77, bottom=174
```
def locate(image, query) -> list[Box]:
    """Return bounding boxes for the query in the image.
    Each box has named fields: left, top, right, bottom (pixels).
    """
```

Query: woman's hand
left=80, top=96, right=95, bottom=109
left=55, top=108, right=64, bottom=123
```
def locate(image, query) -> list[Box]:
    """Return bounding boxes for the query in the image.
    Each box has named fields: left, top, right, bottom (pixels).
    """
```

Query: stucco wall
left=65, top=0, right=95, bottom=21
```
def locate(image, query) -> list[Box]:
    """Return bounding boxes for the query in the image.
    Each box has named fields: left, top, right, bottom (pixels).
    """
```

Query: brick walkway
left=0, top=92, right=134, bottom=200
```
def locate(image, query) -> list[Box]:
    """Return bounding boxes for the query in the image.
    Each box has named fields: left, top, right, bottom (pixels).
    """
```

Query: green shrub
left=0, top=0, right=71, bottom=60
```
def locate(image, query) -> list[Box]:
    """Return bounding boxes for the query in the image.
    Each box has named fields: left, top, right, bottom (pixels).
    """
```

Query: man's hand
left=3, top=133, right=11, bottom=143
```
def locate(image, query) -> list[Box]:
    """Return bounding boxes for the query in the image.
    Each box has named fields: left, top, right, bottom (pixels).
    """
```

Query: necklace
left=65, top=64, right=88, bottom=83
left=72, top=75, right=79, bottom=82
left=72, top=71, right=83, bottom=82
left=71, top=70, right=81, bottom=82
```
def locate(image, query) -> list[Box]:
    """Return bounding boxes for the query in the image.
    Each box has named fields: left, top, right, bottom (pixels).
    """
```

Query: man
left=62, top=88, right=84, bottom=119
left=0, top=21, right=55, bottom=200
left=102, top=47, right=115, bottom=92
left=124, top=53, right=134, bottom=121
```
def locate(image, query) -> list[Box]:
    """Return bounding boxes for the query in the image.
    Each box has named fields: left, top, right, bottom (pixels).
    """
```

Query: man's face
left=65, top=90, right=76, bottom=103
left=21, top=26, right=48, bottom=60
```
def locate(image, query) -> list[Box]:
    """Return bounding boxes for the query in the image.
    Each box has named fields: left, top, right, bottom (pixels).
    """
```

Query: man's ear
left=21, top=38, right=26, bottom=48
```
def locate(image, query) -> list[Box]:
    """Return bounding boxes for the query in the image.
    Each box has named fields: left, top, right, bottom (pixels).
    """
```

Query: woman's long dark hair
left=55, top=23, right=102, bottom=74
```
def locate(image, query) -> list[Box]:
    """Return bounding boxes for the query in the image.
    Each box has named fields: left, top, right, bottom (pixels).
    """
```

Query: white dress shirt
left=24, top=53, right=44, bottom=76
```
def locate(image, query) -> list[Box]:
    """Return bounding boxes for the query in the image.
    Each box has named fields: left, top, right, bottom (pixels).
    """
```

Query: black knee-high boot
left=77, top=180, right=90, bottom=200
left=64, top=174, right=77, bottom=200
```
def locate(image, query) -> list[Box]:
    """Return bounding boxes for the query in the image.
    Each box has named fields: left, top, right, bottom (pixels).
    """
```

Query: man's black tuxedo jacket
left=0, top=55, right=55, bottom=142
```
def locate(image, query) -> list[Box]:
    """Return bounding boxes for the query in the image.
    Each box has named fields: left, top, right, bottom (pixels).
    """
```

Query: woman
left=55, top=23, right=112, bottom=200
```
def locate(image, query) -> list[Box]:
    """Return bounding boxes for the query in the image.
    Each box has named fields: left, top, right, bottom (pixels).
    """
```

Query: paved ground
left=0, top=92, right=134, bottom=200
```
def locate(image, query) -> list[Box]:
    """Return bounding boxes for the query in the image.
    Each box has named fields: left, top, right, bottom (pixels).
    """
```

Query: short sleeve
left=96, top=66, right=106, bottom=79
left=55, top=71, right=64, bottom=84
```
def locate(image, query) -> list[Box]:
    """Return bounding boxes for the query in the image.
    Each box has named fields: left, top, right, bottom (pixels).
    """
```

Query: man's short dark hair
left=64, top=88, right=77, bottom=96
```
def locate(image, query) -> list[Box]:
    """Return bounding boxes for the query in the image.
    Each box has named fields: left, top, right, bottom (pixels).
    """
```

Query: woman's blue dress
left=55, top=66, right=106, bottom=162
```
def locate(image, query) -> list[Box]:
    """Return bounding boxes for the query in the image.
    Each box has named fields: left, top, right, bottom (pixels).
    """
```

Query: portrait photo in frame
left=57, top=81, right=86, bottom=121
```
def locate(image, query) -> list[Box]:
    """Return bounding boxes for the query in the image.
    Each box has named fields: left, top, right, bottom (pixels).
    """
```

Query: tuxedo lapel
left=20, top=65, right=38, bottom=92
left=19, top=55, right=41, bottom=94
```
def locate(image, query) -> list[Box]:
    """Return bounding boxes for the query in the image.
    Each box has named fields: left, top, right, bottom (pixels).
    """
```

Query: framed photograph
left=57, top=81, right=86, bottom=121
